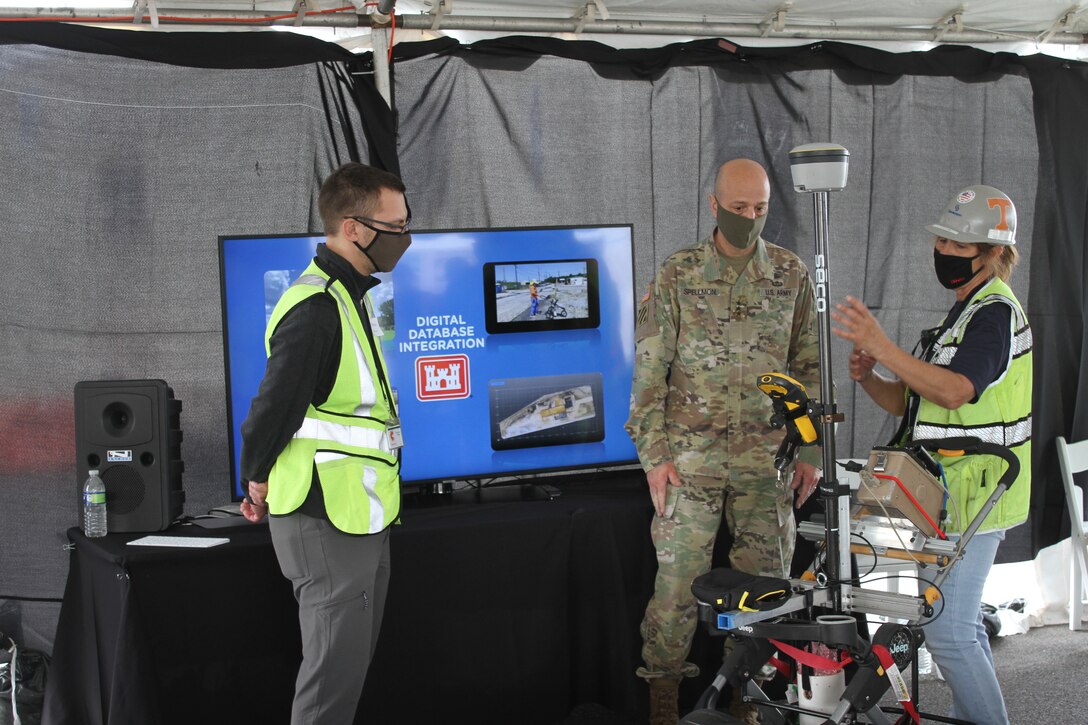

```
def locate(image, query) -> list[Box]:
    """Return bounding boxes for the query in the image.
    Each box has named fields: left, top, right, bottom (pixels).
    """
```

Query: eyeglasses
left=344, top=202, right=413, bottom=236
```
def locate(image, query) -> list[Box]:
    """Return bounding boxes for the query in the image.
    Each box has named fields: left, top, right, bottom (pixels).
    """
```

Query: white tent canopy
left=1, top=0, right=1087, bottom=59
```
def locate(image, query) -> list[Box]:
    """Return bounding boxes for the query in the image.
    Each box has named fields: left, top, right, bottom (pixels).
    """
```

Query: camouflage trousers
left=640, top=473, right=795, bottom=674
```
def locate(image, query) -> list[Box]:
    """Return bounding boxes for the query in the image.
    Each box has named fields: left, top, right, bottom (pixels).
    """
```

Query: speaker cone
left=102, top=402, right=134, bottom=437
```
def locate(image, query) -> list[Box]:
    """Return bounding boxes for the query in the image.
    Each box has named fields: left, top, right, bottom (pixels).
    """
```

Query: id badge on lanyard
left=386, top=418, right=405, bottom=449
left=386, top=388, right=404, bottom=449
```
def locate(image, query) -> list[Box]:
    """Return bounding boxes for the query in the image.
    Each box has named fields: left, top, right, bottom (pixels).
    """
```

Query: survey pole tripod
left=789, top=143, right=854, bottom=605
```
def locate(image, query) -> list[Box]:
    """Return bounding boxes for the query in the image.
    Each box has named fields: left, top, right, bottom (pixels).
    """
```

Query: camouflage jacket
left=625, top=235, right=821, bottom=481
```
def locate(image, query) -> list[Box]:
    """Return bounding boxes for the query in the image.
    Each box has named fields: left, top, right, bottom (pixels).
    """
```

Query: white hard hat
left=925, top=185, right=1017, bottom=246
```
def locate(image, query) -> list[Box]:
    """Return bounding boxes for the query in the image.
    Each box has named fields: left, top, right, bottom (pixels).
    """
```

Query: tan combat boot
left=637, top=662, right=699, bottom=725
left=646, top=675, right=682, bottom=725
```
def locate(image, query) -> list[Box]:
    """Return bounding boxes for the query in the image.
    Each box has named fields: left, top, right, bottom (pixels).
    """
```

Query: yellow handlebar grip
left=796, top=415, right=818, bottom=443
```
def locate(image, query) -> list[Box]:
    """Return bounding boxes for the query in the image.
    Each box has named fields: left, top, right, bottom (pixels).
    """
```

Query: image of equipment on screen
left=483, top=258, right=599, bottom=334
left=488, top=372, right=605, bottom=451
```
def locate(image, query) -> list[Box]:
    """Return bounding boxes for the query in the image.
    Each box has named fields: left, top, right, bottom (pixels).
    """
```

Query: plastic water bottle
left=83, top=469, right=107, bottom=537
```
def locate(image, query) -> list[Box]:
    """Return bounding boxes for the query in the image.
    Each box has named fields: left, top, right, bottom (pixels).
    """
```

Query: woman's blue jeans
left=917, top=529, right=1008, bottom=725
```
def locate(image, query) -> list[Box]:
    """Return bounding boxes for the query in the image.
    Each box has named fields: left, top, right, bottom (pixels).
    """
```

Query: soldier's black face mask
left=933, top=248, right=980, bottom=290
left=715, top=202, right=766, bottom=249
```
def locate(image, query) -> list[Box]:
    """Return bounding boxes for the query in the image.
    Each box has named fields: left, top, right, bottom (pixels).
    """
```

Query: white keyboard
left=127, top=535, right=229, bottom=548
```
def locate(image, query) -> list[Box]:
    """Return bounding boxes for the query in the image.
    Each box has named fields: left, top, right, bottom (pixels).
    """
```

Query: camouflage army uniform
left=625, top=234, right=821, bottom=675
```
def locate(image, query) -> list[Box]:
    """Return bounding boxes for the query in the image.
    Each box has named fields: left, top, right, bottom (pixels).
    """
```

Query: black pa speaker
left=74, top=379, right=185, bottom=533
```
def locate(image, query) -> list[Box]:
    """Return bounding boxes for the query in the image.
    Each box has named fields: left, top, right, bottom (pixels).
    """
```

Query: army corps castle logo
left=416, top=354, right=471, bottom=401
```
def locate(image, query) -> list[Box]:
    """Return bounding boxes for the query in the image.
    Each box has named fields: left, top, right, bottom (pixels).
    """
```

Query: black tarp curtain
left=2, top=24, right=1086, bottom=562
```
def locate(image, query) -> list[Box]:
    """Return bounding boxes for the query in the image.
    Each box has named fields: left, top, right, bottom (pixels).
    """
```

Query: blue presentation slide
left=219, top=225, right=637, bottom=494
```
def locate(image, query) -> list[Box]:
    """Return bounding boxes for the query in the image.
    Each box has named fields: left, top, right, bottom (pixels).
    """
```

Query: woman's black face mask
left=933, top=248, right=980, bottom=290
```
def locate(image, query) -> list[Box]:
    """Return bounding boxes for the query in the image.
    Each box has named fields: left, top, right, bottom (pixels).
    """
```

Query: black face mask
left=933, top=248, right=980, bottom=290
left=355, top=232, right=412, bottom=273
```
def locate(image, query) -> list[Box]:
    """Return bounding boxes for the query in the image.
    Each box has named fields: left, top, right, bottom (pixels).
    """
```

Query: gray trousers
left=269, top=512, right=391, bottom=725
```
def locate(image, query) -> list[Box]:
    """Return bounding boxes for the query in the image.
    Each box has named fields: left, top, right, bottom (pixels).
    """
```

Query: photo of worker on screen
left=483, top=258, right=599, bottom=334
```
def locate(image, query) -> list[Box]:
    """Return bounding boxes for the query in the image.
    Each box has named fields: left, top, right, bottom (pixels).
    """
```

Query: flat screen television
left=218, top=224, right=638, bottom=498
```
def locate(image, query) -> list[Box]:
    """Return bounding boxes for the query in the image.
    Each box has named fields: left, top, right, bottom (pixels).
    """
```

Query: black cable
left=850, top=531, right=879, bottom=580
left=0, top=595, right=63, bottom=603
left=837, top=458, right=865, bottom=473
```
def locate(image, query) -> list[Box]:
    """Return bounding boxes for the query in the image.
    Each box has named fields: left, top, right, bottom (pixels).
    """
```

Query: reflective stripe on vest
left=296, top=416, right=389, bottom=453
left=913, top=415, right=1031, bottom=447
left=930, top=325, right=1033, bottom=366
left=929, top=293, right=1033, bottom=371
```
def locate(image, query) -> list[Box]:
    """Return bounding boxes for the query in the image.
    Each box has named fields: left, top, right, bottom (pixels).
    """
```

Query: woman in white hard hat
left=831, top=185, right=1032, bottom=725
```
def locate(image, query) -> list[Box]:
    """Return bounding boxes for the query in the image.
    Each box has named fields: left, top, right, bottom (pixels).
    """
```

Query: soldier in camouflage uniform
left=625, top=159, right=822, bottom=725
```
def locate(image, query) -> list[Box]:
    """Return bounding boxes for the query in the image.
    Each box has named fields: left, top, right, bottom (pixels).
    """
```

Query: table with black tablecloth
left=42, top=473, right=750, bottom=725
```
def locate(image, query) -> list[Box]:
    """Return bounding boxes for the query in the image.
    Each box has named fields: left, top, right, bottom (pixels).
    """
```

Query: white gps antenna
left=788, top=143, right=850, bottom=192
left=788, top=142, right=852, bottom=604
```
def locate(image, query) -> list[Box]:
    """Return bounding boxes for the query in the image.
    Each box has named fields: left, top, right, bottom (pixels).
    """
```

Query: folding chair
left=1055, top=435, right=1088, bottom=631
